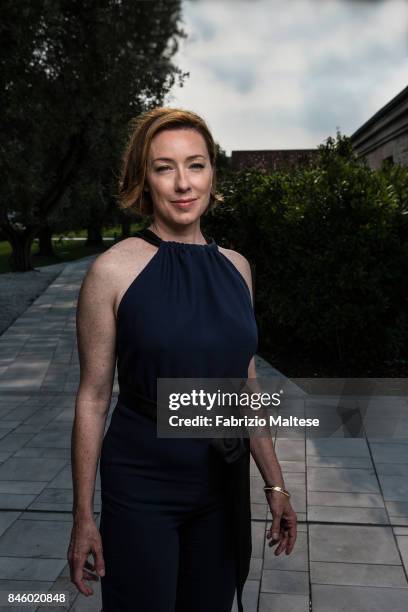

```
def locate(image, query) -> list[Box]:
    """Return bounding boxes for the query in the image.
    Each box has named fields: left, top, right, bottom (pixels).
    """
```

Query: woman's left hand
left=265, top=490, right=297, bottom=555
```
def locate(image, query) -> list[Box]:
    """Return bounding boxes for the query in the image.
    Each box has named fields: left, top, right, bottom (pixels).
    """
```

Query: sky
left=165, top=0, right=408, bottom=155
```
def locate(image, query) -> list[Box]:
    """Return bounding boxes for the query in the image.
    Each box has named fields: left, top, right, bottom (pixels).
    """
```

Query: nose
left=174, top=168, right=191, bottom=193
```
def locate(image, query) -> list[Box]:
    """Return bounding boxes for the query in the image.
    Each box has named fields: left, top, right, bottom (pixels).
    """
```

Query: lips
left=172, top=198, right=197, bottom=204
left=171, top=198, right=197, bottom=209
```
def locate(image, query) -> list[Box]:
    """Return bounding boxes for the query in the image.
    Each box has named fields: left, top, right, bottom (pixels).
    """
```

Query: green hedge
left=203, top=133, right=408, bottom=376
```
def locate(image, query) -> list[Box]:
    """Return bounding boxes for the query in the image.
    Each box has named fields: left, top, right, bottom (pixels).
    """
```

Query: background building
left=350, top=85, right=408, bottom=169
left=230, top=85, right=408, bottom=173
left=230, top=149, right=318, bottom=172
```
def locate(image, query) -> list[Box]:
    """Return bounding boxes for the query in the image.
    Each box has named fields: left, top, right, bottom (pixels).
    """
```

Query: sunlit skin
left=144, top=128, right=214, bottom=243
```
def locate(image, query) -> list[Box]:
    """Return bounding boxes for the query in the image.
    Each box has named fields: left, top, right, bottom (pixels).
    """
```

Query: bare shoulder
left=218, top=246, right=253, bottom=298
left=91, top=236, right=152, bottom=270
left=82, top=237, right=158, bottom=318
left=79, top=239, right=126, bottom=299
left=83, top=237, right=154, bottom=293
left=218, top=246, right=252, bottom=277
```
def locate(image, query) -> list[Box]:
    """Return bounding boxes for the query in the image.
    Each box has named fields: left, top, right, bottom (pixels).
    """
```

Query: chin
left=174, top=214, right=201, bottom=225
left=171, top=208, right=203, bottom=220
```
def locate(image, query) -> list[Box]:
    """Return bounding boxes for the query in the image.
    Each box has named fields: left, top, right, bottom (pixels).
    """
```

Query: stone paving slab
left=310, top=561, right=408, bottom=587
left=307, top=437, right=371, bottom=457
left=0, top=263, right=65, bottom=336
left=307, top=466, right=380, bottom=493
left=379, top=474, right=408, bottom=502
left=0, top=517, right=73, bottom=558
left=312, top=584, right=408, bottom=612
left=308, top=490, right=385, bottom=507
left=258, top=592, right=310, bottom=612
left=0, top=457, right=68, bottom=481
left=371, top=443, right=408, bottom=463
left=309, top=524, right=401, bottom=564
left=307, top=455, right=372, bottom=468
left=261, top=568, right=309, bottom=595
left=0, top=511, right=21, bottom=537
left=308, top=505, right=390, bottom=524
left=397, top=536, right=408, bottom=574
left=0, top=556, right=67, bottom=581
left=0, top=493, right=39, bottom=510
left=1, top=256, right=408, bottom=611
left=14, top=447, right=71, bottom=459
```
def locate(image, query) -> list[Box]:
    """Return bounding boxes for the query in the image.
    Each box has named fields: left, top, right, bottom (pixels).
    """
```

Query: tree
left=215, top=143, right=231, bottom=175
left=0, top=0, right=188, bottom=271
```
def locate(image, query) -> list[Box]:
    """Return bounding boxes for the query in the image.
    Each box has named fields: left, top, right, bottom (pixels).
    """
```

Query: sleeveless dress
left=99, top=228, right=259, bottom=612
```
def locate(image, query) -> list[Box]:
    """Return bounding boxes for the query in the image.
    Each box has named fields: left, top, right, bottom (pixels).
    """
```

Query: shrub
left=203, top=133, right=408, bottom=376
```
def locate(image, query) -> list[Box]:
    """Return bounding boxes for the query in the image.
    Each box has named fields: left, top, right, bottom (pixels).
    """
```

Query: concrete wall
left=364, top=132, right=408, bottom=170
left=351, top=86, right=408, bottom=169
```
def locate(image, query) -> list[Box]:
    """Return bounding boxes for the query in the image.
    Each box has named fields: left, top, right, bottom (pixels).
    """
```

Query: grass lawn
left=0, top=239, right=107, bottom=274
left=0, top=224, right=144, bottom=273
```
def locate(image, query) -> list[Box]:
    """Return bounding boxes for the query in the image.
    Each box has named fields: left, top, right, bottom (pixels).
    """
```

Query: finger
left=267, top=528, right=281, bottom=547
left=73, top=562, right=93, bottom=596
left=285, top=529, right=298, bottom=555
left=274, top=531, right=289, bottom=555
left=275, top=526, right=288, bottom=555
left=83, top=569, right=99, bottom=582
left=92, top=544, right=106, bottom=578
left=84, top=557, right=99, bottom=580
left=270, top=514, right=283, bottom=541
left=83, top=558, right=101, bottom=579
left=266, top=525, right=280, bottom=542
left=285, top=512, right=298, bottom=527
left=73, top=573, right=93, bottom=596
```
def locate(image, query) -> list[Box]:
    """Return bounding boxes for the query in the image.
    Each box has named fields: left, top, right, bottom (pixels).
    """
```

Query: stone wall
left=231, top=149, right=318, bottom=172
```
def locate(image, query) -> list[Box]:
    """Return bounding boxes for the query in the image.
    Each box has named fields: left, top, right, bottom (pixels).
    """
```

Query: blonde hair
left=117, top=107, right=223, bottom=216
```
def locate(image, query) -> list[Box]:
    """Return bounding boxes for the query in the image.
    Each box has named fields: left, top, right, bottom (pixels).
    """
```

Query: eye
left=155, top=163, right=205, bottom=172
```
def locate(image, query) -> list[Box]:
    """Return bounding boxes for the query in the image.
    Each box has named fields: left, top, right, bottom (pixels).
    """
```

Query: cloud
left=167, top=0, right=408, bottom=154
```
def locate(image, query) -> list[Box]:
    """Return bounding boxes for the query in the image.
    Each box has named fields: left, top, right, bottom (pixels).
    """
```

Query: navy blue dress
left=99, top=228, right=258, bottom=612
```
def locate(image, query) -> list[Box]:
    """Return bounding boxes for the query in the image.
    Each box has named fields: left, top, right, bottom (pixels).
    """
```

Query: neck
left=148, top=221, right=207, bottom=245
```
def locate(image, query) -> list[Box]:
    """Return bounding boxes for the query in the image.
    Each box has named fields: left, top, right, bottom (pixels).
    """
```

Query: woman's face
left=145, top=128, right=213, bottom=226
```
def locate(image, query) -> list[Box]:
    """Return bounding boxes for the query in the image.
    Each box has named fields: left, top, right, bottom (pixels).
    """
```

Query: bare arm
left=71, top=252, right=117, bottom=518
left=224, top=249, right=285, bottom=487
left=68, top=251, right=118, bottom=595
left=230, top=250, right=297, bottom=554
left=247, top=356, right=285, bottom=488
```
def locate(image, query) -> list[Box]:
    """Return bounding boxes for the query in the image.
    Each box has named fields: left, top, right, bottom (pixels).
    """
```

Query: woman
left=68, top=107, right=297, bottom=612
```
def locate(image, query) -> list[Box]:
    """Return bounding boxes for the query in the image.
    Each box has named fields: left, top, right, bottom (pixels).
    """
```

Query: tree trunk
left=121, top=218, right=131, bottom=238
left=85, top=225, right=104, bottom=247
left=1, top=224, right=39, bottom=272
left=36, top=224, right=55, bottom=256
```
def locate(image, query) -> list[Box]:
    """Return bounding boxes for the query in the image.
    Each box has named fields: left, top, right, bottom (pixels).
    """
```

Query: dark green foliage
left=0, top=0, right=187, bottom=269
left=203, top=133, right=408, bottom=376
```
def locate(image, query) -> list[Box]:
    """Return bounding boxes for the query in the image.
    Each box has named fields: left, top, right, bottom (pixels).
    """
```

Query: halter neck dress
left=99, top=227, right=259, bottom=612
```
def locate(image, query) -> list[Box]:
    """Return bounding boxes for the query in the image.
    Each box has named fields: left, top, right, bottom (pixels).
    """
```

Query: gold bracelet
left=263, top=485, right=291, bottom=498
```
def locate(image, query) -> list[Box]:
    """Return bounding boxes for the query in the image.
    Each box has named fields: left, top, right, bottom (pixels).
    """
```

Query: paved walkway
left=0, top=262, right=66, bottom=336
left=0, top=256, right=408, bottom=611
